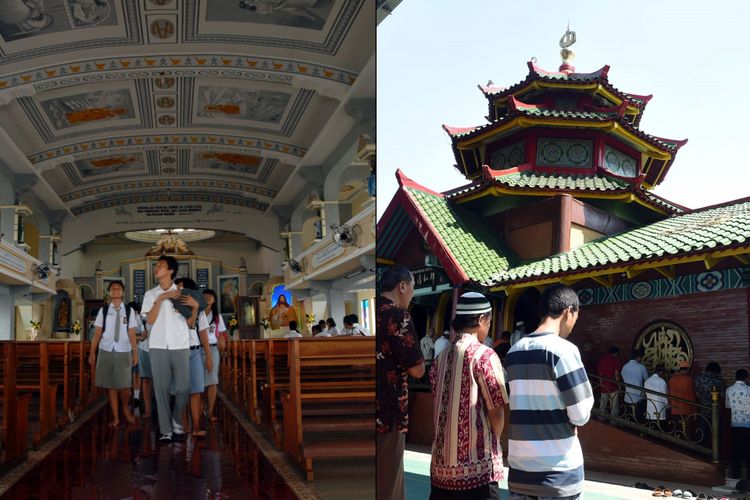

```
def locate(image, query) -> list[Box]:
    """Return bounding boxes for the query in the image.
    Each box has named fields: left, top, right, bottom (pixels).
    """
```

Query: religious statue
left=243, top=301, right=256, bottom=326
left=270, top=294, right=297, bottom=330
left=145, top=231, right=194, bottom=256
left=57, top=299, right=69, bottom=330
left=239, top=257, right=247, bottom=269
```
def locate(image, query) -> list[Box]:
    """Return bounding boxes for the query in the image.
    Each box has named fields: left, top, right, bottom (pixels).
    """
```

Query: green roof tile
left=406, top=187, right=516, bottom=283
left=484, top=199, right=750, bottom=286
left=495, top=172, right=629, bottom=191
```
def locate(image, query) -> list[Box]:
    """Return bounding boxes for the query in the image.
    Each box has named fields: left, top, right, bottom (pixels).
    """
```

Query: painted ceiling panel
left=0, top=0, right=373, bottom=216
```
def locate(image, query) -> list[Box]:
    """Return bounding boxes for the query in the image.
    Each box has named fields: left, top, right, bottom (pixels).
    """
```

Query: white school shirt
left=188, top=311, right=210, bottom=347
left=205, top=311, right=227, bottom=345
left=327, top=326, right=340, bottom=336
left=141, top=283, right=190, bottom=350
left=284, top=330, right=303, bottom=338
left=644, top=373, right=668, bottom=420
left=95, top=303, right=139, bottom=353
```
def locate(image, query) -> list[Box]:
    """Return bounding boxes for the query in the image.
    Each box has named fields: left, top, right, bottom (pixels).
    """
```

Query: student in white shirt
left=88, top=281, right=139, bottom=426
left=644, top=365, right=669, bottom=422
left=349, top=314, right=369, bottom=336
left=141, top=255, right=194, bottom=442
left=326, top=317, right=340, bottom=336
left=127, top=301, right=148, bottom=417
left=202, top=288, right=226, bottom=422
left=175, top=278, right=212, bottom=437
left=284, top=320, right=303, bottom=338
left=317, top=320, right=328, bottom=335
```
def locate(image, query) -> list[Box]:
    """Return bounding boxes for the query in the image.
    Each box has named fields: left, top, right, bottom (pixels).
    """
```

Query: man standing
left=434, top=330, right=450, bottom=359
left=669, top=360, right=696, bottom=432
left=505, top=284, right=594, bottom=500
left=89, top=281, right=140, bottom=426
left=726, top=369, right=750, bottom=482
left=141, top=255, right=192, bottom=442
left=376, top=265, right=424, bottom=500
left=621, top=349, right=649, bottom=422
left=597, top=347, right=622, bottom=416
left=420, top=327, right=436, bottom=363
left=694, top=362, right=723, bottom=444
left=644, top=365, right=669, bottom=423
left=429, top=292, right=507, bottom=499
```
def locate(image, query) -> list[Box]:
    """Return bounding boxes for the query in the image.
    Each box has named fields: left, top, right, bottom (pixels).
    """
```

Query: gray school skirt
left=95, top=349, right=132, bottom=389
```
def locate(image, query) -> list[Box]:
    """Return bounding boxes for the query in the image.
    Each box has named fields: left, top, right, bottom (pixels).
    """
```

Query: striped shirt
left=504, top=332, right=594, bottom=498
left=429, top=334, right=508, bottom=490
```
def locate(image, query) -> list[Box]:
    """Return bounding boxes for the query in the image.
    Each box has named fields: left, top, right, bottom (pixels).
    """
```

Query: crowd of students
left=88, top=255, right=228, bottom=441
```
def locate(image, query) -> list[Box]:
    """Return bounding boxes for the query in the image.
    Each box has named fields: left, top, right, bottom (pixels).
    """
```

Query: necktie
left=114, top=308, right=121, bottom=343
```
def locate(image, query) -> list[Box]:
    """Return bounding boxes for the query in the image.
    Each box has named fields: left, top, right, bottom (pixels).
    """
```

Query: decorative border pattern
left=0, top=55, right=357, bottom=94
left=60, top=178, right=278, bottom=203
left=576, top=267, right=750, bottom=306
left=70, top=192, right=268, bottom=215
left=28, top=134, right=306, bottom=164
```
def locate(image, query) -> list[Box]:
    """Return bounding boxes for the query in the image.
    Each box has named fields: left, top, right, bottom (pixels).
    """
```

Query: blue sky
left=377, top=0, right=750, bottom=218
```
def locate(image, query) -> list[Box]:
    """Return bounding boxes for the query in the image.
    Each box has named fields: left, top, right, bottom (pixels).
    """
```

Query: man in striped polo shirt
left=505, top=284, right=594, bottom=500
left=429, top=291, right=508, bottom=499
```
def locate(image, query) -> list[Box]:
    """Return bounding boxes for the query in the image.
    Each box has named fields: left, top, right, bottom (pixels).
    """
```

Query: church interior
left=0, top=1, right=379, bottom=498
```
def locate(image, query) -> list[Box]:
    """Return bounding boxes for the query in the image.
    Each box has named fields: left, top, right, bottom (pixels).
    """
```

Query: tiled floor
left=1, top=400, right=297, bottom=499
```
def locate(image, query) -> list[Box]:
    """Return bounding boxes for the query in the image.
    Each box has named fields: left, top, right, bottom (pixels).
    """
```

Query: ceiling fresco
left=0, top=0, right=373, bottom=227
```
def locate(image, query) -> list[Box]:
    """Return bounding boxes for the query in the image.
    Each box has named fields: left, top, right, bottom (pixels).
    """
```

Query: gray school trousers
left=149, top=348, right=190, bottom=435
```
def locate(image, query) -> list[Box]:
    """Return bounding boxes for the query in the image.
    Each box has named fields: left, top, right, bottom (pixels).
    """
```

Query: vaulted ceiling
left=0, top=0, right=373, bottom=222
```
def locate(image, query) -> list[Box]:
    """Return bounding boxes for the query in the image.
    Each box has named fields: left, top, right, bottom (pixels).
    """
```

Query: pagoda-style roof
left=484, top=197, right=750, bottom=288
left=379, top=171, right=748, bottom=290
left=478, top=62, right=652, bottom=125
left=444, top=102, right=687, bottom=155
left=445, top=165, right=686, bottom=217
left=377, top=170, right=516, bottom=285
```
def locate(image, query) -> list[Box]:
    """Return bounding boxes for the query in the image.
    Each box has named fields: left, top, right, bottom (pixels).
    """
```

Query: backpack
left=101, top=303, right=132, bottom=333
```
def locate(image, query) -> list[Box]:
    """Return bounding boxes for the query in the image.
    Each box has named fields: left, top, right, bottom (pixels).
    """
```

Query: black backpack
left=101, top=303, right=132, bottom=333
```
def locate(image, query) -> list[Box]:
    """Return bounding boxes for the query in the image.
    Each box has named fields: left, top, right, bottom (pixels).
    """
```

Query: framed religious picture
left=269, top=284, right=297, bottom=330
left=218, top=275, right=239, bottom=316
left=237, top=296, right=260, bottom=339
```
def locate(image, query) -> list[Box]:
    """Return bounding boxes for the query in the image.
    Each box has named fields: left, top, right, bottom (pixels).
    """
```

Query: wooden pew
left=280, top=337, right=375, bottom=481
left=0, top=342, right=31, bottom=465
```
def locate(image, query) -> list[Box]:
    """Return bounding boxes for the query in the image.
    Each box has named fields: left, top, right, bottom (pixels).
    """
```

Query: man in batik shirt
left=430, top=291, right=507, bottom=500
left=376, top=265, right=424, bottom=500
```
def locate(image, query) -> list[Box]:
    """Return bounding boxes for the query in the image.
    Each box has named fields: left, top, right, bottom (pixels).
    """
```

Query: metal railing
left=407, top=366, right=721, bottom=463
left=588, top=373, right=720, bottom=462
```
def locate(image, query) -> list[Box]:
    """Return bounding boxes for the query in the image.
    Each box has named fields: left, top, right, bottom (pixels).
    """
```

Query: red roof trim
left=395, top=169, right=444, bottom=198
left=624, top=92, right=654, bottom=104
left=651, top=136, right=688, bottom=150
left=527, top=61, right=611, bottom=79
left=442, top=124, right=480, bottom=137
left=481, top=163, right=535, bottom=180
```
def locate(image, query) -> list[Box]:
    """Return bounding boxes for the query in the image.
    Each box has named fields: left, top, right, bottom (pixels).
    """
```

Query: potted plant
left=70, top=320, right=82, bottom=340
left=29, top=320, right=41, bottom=340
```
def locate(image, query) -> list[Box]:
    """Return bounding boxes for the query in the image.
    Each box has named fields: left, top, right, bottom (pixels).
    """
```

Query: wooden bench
left=280, top=338, right=375, bottom=481
left=0, top=342, right=32, bottom=465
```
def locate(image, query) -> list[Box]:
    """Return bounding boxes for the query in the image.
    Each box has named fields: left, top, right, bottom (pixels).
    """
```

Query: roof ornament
left=559, top=24, right=576, bottom=75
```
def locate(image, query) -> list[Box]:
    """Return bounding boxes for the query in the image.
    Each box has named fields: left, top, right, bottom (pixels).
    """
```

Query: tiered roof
left=377, top=171, right=750, bottom=289
left=444, top=61, right=687, bottom=188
